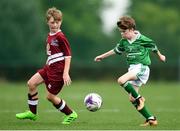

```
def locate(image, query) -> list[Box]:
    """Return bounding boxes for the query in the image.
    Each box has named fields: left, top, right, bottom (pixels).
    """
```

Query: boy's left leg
left=122, top=82, right=145, bottom=110
left=132, top=100, right=158, bottom=126
left=53, top=99, right=78, bottom=125
left=118, top=71, right=145, bottom=110
left=130, top=86, right=157, bottom=126
left=46, top=91, right=78, bottom=125
left=140, top=117, right=158, bottom=126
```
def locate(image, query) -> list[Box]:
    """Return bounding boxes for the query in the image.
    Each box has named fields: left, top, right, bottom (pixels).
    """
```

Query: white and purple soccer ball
left=84, top=93, right=102, bottom=112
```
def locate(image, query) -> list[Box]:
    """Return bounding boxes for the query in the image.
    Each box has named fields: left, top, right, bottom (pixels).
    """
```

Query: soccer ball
left=84, top=93, right=102, bottom=112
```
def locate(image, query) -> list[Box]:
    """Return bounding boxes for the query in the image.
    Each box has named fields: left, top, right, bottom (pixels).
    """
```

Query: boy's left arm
left=58, top=35, right=72, bottom=86
left=146, top=41, right=166, bottom=62
left=63, top=56, right=72, bottom=86
left=156, top=50, right=166, bottom=62
left=149, top=44, right=166, bottom=62
left=141, top=36, right=166, bottom=62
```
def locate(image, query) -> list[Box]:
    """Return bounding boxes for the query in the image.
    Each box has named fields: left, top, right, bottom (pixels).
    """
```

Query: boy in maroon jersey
left=16, top=7, right=78, bottom=124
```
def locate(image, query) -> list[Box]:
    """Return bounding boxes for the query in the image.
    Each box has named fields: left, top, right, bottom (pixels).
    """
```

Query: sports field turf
left=0, top=81, right=180, bottom=130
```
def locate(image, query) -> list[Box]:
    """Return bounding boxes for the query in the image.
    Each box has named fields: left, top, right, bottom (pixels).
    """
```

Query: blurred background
left=0, top=0, right=180, bottom=82
left=0, top=0, right=180, bottom=130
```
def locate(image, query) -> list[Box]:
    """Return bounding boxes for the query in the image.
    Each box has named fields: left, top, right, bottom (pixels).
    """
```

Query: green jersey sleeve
left=140, top=35, right=158, bottom=53
left=113, top=40, right=125, bottom=55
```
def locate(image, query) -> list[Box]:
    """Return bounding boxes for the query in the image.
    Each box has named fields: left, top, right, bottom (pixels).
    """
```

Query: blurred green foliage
left=0, top=0, right=179, bottom=80
left=0, top=0, right=45, bottom=67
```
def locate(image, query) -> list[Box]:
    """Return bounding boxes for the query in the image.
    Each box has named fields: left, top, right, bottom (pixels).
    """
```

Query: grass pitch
left=0, top=80, right=180, bottom=130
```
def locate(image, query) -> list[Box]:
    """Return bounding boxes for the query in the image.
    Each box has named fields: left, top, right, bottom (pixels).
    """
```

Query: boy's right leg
left=16, top=110, right=37, bottom=121
left=122, top=82, right=145, bottom=110
left=16, top=73, right=44, bottom=120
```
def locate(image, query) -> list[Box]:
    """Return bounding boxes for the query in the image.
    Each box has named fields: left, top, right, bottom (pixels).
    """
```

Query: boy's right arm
left=94, top=49, right=115, bottom=62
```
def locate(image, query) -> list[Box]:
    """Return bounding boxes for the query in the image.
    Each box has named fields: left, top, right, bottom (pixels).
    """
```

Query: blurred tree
left=0, top=0, right=179, bottom=80
left=139, top=0, right=180, bottom=10
left=0, top=0, right=46, bottom=67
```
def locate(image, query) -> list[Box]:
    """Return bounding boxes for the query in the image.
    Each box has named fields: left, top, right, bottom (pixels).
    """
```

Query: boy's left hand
left=159, top=54, right=166, bottom=62
left=63, top=73, right=72, bottom=86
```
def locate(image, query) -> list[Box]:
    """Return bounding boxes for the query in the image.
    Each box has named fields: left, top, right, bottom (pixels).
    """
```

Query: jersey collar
left=49, top=29, right=62, bottom=36
left=128, top=30, right=141, bottom=44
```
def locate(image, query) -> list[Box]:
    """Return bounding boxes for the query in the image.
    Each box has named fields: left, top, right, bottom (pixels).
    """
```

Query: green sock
left=132, top=101, right=152, bottom=119
left=139, top=106, right=152, bottom=119
left=122, top=82, right=140, bottom=99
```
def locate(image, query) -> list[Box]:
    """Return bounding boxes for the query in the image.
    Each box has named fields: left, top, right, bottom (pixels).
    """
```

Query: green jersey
left=114, top=32, right=158, bottom=65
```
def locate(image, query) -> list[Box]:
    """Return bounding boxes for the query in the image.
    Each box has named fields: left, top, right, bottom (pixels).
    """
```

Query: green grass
left=0, top=80, right=180, bottom=130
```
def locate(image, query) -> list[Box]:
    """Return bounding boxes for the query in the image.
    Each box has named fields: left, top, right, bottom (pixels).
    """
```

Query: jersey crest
left=51, top=39, right=59, bottom=46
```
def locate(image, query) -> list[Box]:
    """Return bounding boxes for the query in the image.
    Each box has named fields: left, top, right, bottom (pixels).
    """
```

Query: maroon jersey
left=39, top=30, right=71, bottom=82
left=46, top=30, right=71, bottom=65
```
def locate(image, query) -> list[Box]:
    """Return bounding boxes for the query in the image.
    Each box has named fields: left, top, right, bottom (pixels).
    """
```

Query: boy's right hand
left=94, top=56, right=103, bottom=62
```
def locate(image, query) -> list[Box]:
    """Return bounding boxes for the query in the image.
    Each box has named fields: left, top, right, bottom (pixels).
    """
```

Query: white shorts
left=128, top=64, right=150, bottom=87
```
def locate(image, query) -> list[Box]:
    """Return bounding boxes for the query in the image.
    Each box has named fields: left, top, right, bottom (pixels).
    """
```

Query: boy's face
left=47, top=17, right=61, bottom=33
left=119, top=28, right=134, bottom=40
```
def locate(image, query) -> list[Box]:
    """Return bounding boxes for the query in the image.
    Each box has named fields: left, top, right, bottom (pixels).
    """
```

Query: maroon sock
left=28, top=93, right=38, bottom=114
left=53, top=100, right=72, bottom=115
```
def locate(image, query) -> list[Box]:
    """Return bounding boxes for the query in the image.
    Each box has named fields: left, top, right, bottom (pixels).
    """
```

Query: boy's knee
left=27, top=80, right=33, bottom=88
left=27, top=80, right=34, bottom=87
left=27, top=80, right=37, bottom=91
left=117, top=77, right=125, bottom=85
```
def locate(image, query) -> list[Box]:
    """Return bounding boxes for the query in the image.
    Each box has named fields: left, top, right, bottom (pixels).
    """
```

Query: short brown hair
left=117, top=16, right=136, bottom=30
left=46, top=7, right=62, bottom=22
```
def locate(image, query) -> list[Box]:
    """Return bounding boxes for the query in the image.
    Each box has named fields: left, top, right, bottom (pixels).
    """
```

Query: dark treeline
left=0, top=0, right=179, bottom=81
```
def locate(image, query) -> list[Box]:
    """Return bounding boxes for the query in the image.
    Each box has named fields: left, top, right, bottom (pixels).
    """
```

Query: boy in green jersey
left=94, top=16, right=166, bottom=126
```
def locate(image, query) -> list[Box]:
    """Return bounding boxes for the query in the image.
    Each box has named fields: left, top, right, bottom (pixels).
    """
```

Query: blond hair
left=46, top=7, right=62, bottom=22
